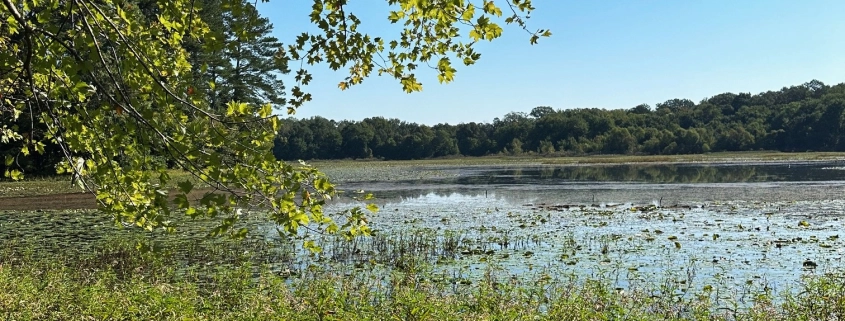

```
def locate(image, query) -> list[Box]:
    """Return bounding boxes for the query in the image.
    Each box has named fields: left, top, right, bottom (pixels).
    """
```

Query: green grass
left=0, top=177, right=80, bottom=198
left=1, top=237, right=844, bottom=320
left=311, top=151, right=845, bottom=167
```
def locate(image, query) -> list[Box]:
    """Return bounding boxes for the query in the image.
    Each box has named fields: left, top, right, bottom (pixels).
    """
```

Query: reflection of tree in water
left=354, top=163, right=845, bottom=196
left=339, top=163, right=845, bottom=206
left=512, top=168, right=524, bottom=180
left=449, top=164, right=822, bottom=185
left=542, top=165, right=758, bottom=183
left=539, top=167, right=555, bottom=179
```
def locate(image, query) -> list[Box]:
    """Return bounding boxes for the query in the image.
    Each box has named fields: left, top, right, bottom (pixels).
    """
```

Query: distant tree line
left=6, top=79, right=845, bottom=175
left=273, top=80, right=845, bottom=160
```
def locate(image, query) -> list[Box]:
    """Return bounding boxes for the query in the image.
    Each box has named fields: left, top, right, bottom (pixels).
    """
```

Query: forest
left=273, top=80, right=845, bottom=160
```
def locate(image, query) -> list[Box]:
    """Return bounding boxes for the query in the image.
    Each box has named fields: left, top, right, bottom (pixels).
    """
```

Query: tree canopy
left=0, top=0, right=549, bottom=246
left=271, top=80, right=845, bottom=160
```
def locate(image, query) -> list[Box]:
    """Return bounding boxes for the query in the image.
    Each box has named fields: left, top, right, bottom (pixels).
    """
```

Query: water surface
left=319, top=161, right=845, bottom=296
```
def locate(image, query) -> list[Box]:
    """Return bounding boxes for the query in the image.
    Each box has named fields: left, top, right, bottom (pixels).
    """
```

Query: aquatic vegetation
left=3, top=160, right=845, bottom=318
left=1, top=239, right=844, bottom=320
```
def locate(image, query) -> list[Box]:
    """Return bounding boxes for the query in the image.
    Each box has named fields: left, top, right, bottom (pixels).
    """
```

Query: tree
left=629, top=103, right=651, bottom=114
left=210, top=0, right=286, bottom=111
left=430, top=125, right=459, bottom=158
left=269, top=79, right=845, bottom=162
left=340, top=121, right=374, bottom=159
left=1, top=0, right=549, bottom=246
left=494, top=112, right=533, bottom=152
left=529, top=106, right=554, bottom=118
left=306, top=116, right=343, bottom=159
left=656, top=98, right=695, bottom=114
left=538, top=139, right=555, bottom=154
left=603, top=127, right=636, bottom=154
left=361, top=117, right=401, bottom=159
left=507, top=138, right=524, bottom=155
left=455, top=122, right=494, bottom=156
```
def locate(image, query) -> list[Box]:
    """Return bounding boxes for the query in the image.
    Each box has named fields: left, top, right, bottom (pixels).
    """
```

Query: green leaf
left=233, top=228, right=249, bottom=240
left=9, top=169, right=23, bottom=181
left=366, top=203, right=379, bottom=214
left=326, top=223, right=339, bottom=234
left=177, top=180, right=194, bottom=194
left=388, top=11, right=404, bottom=23
left=314, top=178, right=332, bottom=191
left=258, top=103, right=273, bottom=118
left=34, top=142, right=45, bottom=154
left=303, top=240, right=322, bottom=253
left=469, top=30, right=482, bottom=41
left=6, top=16, right=18, bottom=34
left=462, top=5, right=475, bottom=21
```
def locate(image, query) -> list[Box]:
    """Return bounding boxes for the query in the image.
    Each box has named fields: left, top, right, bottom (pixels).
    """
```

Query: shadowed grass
left=0, top=169, right=202, bottom=198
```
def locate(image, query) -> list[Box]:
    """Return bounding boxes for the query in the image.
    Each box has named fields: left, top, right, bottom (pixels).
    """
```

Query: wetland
left=325, top=160, right=845, bottom=291
left=4, top=156, right=845, bottom=319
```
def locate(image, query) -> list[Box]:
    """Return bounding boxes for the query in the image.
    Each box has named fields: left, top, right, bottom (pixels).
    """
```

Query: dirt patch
left=0, top=192, right=97, bottom=210
left=0, top=188, right=231, bottom=211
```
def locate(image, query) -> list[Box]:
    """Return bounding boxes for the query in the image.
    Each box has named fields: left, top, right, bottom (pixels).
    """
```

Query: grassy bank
left=311, top=151, right=845, bottom=167
left=1, top=238, right=844, bottom=321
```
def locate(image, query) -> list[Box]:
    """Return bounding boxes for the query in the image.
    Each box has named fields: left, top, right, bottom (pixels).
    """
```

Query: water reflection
left=449, top=162, right=845, bottom=185
left=337, top=161, right=845, bottom=204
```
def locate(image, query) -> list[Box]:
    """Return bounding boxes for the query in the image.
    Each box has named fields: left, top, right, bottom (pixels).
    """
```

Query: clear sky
left=257, top=0, right=845, bottom=126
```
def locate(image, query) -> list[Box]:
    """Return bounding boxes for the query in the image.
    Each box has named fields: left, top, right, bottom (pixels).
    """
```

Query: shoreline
left=310, top=151, right=845, bottom=167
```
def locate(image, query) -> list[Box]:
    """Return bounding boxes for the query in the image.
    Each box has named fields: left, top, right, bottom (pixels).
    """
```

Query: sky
left=257, top=0, right=845, bottom=126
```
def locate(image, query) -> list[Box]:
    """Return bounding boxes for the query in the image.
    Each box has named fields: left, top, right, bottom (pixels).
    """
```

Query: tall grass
left=1, top=237, right=844, bottom=320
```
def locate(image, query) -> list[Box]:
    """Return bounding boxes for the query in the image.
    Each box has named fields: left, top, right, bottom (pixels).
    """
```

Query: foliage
left=272, top=80, right=845, bottom=161
left=182, top=0, right=287, bottom=113
left=2, top=238, right=844, bottom=320
left=0, top=0, right=548, bottom=243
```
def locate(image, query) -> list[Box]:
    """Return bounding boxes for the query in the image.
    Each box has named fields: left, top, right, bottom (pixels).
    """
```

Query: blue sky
left=258, top=0, right=845, bottom=125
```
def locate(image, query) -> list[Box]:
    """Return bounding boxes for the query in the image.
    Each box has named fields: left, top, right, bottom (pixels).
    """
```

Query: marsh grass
left=312, top=151, right=845, bottom=167
left=1, top=236, right=844, bottom=320
left=317, top=229, right=541, bottom=271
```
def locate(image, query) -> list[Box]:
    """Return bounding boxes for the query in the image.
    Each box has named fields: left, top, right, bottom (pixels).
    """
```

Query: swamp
left=3, top=156, right=845, bottom=319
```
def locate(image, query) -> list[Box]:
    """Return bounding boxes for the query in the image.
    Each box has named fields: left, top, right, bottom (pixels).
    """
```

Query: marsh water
left=5, top=160, right=845, bottom=299
left=322, top=161, right=845, bottom=296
